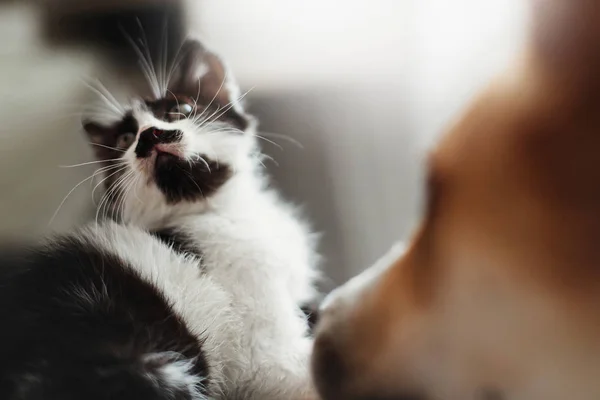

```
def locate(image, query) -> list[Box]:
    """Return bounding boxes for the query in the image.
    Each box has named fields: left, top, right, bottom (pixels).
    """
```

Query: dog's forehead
left=425, top=69, right=600, bottom=291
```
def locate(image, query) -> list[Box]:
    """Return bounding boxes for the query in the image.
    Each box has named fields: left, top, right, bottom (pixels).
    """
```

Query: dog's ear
left=168, top=38, right=251, bottom=131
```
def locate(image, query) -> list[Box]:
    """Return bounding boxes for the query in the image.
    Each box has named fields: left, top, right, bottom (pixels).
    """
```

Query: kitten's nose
left=135, top=128, right=160, bottom=158
left=135, top=128, right=183, bottom=158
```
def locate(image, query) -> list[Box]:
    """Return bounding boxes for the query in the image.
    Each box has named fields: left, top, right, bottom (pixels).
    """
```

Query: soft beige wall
left=188, top=1, right=528, bottom=286
left=0, top=1, right=527, bottom=287
left=0, top=4, right=98, bottom=238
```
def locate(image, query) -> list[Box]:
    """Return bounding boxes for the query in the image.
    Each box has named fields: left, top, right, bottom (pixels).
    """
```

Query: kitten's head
left=83, top=39, right=257, bottom=228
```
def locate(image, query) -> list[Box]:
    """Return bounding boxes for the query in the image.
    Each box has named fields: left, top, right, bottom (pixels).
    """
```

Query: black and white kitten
left=0, top=39, right=319, bottom=400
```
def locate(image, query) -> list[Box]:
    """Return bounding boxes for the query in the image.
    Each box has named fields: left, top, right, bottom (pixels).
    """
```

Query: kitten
left=0, top=38, right=319, bottom=400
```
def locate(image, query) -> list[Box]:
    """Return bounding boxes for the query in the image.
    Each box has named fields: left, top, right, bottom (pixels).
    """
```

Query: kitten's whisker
left=60, top=159, right=125, bottom=168
left=177, top=165, right=204, bottom=198
left=80, top=80, right=123, bottom=117
left=120, top=173, right=139, bottom=221
left=81, top=108, right=122, bottom=122
left=201, top=125, right=245, bottom=136
left=96, top=170, right=126, bottom=225
left=193, top=70, right=229, bottom=123
left=167, top=89, right=182, bottom=117
left=189, top=128, right=220, bottom=167
left=92, top=79, right=124, bottom=113
left=197, top=156, right=211, bottom=173
left=132, top=173, right=144, bottom=205
left=117, top=172, right=135, bottom=218
left=254, top=134, right=284, bottom=151
left=88, top=163, right=126, bottom=185
left=165, top=39, right=188, bottom=93
left=260, top=131, right=304, bottom=149
left=195, top=88, right=253, bottom=126
left=120, top=25, right=160, bottom=99
left=260, top=154, right=280, bottom=168
left=109, top=171, right=134, bottom=222
left=97, top=170, right=130, bottom=224
left=91, top=163, right=125, bottom=175
left=92, top=165, right=129, bottom=206
left=192, top=76, right=203, bottom=120
left=159, top=18, right=169, bottom=97
left=10, top=101, right=107, bottom=117
left=112, top=171, right=134, bottom=222
left=120, top=172, right=138, bottom=220
left=136, top=18, right=161, bottom=100
left=49, top=170, right=104, bottom=226
left=257, top=158, right=267, bottom=170
left=89, top=143, right=126, bottom=153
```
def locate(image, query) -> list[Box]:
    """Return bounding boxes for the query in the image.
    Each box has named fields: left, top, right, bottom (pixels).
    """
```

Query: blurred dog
left=311, top=1, right=600, bottom=399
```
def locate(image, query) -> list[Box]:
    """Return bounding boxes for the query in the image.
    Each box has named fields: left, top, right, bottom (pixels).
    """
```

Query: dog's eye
left=169, top=103, right=194, bottom=121
left=116, top=132, right=136, bottom=149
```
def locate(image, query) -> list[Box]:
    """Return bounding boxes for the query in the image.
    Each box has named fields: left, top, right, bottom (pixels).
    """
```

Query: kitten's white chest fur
left=184, top=174, right=319, bottom=397
left=93, top=170, right=319, bottom=399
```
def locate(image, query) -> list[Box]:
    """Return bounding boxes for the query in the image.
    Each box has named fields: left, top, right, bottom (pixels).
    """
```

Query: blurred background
left=0, top=0, right=528, bottom=289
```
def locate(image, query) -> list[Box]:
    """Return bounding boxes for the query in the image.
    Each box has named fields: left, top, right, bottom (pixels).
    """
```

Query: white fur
left=144, top=352, right=208, bottom=400
left=83, top=63, right=319, bottom=398
left=86, top=184, right=318, bottom=398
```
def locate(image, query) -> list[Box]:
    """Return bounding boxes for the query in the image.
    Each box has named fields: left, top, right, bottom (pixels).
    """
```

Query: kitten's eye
left=116, top=132, right=136, bottom=149
left=169, top=102, right=194, bottom=121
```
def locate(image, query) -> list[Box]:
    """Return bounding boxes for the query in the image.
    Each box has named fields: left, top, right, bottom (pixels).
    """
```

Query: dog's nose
left=312, top=287, right=355, bottom=400
left=312, top=245, right=406, bottom=400
left=311, top=313, right=347, bottom=400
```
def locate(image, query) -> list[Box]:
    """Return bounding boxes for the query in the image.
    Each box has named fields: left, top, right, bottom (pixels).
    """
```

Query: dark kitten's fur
left=0, top=239, right=209, bottom=400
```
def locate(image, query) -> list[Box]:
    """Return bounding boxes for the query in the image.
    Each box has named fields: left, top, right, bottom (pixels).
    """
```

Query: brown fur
left=312, top=1, right=600, bottom=399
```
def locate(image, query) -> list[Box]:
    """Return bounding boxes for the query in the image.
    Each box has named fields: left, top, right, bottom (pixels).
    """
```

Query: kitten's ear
left=82, top=121, right=117, bottom=159
left=83, top=121, right=104, bottom=142
left=169, top=38, right=253, bottom=131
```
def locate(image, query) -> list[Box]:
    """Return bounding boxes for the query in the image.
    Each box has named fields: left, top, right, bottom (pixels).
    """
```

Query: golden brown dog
left=311, top=1, right=600, bottom=399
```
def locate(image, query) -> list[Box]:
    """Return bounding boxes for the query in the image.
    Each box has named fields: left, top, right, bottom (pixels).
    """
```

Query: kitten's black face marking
left=154, top=152, right=232, bottom=204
